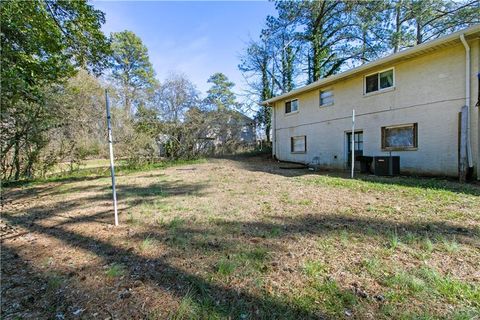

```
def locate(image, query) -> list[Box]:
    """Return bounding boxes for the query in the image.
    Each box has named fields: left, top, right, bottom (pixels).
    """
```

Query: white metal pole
left=351, top=109, right=355, bottom=179
left=105, top=89, right=119, bottom=226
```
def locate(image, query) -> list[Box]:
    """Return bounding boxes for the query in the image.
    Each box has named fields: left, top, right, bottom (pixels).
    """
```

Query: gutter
left=460, top=34, right=473, bottom=167
left=261, top=24, right=480, bottom=106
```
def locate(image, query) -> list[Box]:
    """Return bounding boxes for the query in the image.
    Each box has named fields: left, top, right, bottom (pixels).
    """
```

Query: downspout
left=460, top=34, right=473, bottom=167
left=271, top=103, right=276, bottom=159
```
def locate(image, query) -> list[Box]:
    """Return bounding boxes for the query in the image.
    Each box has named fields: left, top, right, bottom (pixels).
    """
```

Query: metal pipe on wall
left=460, top=34, right=473, bottom=168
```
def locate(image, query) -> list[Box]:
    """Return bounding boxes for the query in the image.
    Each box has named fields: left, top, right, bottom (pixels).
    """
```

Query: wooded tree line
left=1, top=0, right=251, bottom=181
left=239, top=0, right=479, bottom=139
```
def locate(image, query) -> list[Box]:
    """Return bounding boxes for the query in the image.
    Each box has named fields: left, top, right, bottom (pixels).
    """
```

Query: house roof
left=261, top=24, right=480, bottom=106
left=228, top=109, right=255, bottom=122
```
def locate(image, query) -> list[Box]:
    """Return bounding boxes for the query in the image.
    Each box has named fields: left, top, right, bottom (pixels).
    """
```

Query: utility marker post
left=105, top=90, right=119, bottom=226
left=351, top=109, right=355, bottom=179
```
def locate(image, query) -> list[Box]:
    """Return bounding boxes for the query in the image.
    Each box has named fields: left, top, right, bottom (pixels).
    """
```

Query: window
left=291, top=136, right=306, bottom=153
left=285, top=99, right=298, bottom=114
left=365, top=69, right=394, bottom=94
left=382, top=123, right=417, bottom=150
left=320, top=90, right=334, bottom=106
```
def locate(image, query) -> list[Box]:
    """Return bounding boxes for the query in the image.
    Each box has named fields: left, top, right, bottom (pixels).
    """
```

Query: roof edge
left=261, top=24, right=480, bottom=106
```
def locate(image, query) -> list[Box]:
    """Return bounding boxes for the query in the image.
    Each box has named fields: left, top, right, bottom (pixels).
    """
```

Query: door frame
left=345, top=130, right=364, bottom=168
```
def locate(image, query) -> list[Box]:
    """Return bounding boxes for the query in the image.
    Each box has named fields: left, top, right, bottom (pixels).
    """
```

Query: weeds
left=388, top=228, right=400, bottom=250
left=441, top=237, right=460, bottom=253
left=313, top=279, right=357, bottom=315
left=303, top=260, right=327, bottom=278
left=418, top=268, right=480, bottom=306
left=216, top=259, right=237, bottom=276
left=340, top=229, right=349, bottom=246
left=105, top=263, right=125, bottom=278
left=169, top=216, right=186, bottom=231
left=170, top=290, right=196, bottom=320
left=385, top=271, right=426, bottom=295
left=46, top=273, right=63, bottom=291
left=421, top=236, right=434, bottom=253
left=360, top=257, right=381, bottom=277
left=140, top=236, right=155, bottom=251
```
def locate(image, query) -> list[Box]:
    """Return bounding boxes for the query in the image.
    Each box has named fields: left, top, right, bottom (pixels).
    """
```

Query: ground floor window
left=382, top=123, right=417, bottom=150
left=291, top=136, right=306, bottom=153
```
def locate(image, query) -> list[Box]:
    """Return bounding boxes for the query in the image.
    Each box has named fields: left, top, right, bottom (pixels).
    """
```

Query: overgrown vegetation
left=1, top=2, right=257, bottom=182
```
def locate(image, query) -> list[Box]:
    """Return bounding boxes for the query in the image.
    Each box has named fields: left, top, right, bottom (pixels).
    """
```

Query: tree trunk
left=361, top=29, right=367, bottom=64
left=285, top=46, right=293, bottom=92
left=416, top=20, right=423, bottom=44
left=307, top=52, right=313, bottom=84
left=13, top=139, right=20, bottom=181
left=394, top=0, right=402, bottom=53
left=312, top=34, right=321, bottom=82
left=281, top=38, right=287, bottom=93
left=124, top=87, right=131, bottom=114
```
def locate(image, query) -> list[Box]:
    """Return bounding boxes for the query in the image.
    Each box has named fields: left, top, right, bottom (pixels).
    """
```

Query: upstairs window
left=285, top=99, right=298, bottom=114
left=320, top=90, right=334, bottom=106
left=365, top=69, right=394, bottom=94
left=291, top=136, right=306, bottom=153
left=382, top=123, right=417, bottom=150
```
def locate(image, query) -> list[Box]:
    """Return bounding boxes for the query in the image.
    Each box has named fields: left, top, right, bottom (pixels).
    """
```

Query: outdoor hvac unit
left=356, top=156, right=373, bottom=174
left=373, top=156, right=400, bottom=176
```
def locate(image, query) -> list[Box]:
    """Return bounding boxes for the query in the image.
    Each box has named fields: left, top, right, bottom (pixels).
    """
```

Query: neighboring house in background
left=217, top=110, right=256, bottom=145
left=157, top=110, right=256, bottom=157
left=262, top=25, right=480, bottom=179
left=197, top=109, right=256, bottom=153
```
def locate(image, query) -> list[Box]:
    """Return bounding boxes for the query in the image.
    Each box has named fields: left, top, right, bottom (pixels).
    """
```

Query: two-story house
left=262, top=25, right=480, bottom=179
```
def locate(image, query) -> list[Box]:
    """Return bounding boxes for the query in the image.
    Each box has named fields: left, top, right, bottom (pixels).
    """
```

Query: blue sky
left=93, top=1, right=276, bottom=99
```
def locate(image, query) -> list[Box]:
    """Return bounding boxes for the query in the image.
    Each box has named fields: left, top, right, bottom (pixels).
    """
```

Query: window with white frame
left=285, top=99, right=298, bottom=114
left=291, top=136, right=306, bottom=153
left=381, top=123, right=417, bottom=150
left=320, top=89, right=334, bottom=106
left=365, top=69, right=394, bottom=94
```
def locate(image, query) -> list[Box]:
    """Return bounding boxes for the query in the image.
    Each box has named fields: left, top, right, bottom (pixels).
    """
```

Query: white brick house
left=262, top=25, right=480, bottom=178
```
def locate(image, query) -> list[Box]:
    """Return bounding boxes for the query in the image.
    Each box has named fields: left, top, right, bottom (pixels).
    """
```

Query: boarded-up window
left=285, top=99, right=298, bottom=113
left=291, top=136, right=306, bottom=153
left=365, top=69, right=394, bottom=94
left=382, top=123, right=417, bottom=150
left=320, top=90, right=334, bottom=106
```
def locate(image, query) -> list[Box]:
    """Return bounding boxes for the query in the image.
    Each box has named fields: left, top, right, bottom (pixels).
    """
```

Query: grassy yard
left=1, top=156, right=479, bottom=319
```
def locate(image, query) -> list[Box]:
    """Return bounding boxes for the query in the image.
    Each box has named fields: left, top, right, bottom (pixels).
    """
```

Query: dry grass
left=1, top=155, right=479, bottom=319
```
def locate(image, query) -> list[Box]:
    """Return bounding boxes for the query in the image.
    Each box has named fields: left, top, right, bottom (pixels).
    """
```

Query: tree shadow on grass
left=2, top=213, right=325, bottom=319
left=1, top=244, right=180, bottom=319
left=240, top=213, right=478, bottom=245
left=2, top=156, right=478, bottom=318
left=2, top=180, right=210, bottom=227
left=3, top=192, right=478, bottom=318
left=228, top=156, right=480, bottom=196
left=1, top=175, right=326, bottom=319
left=128, top=210, right=478, bottom=258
